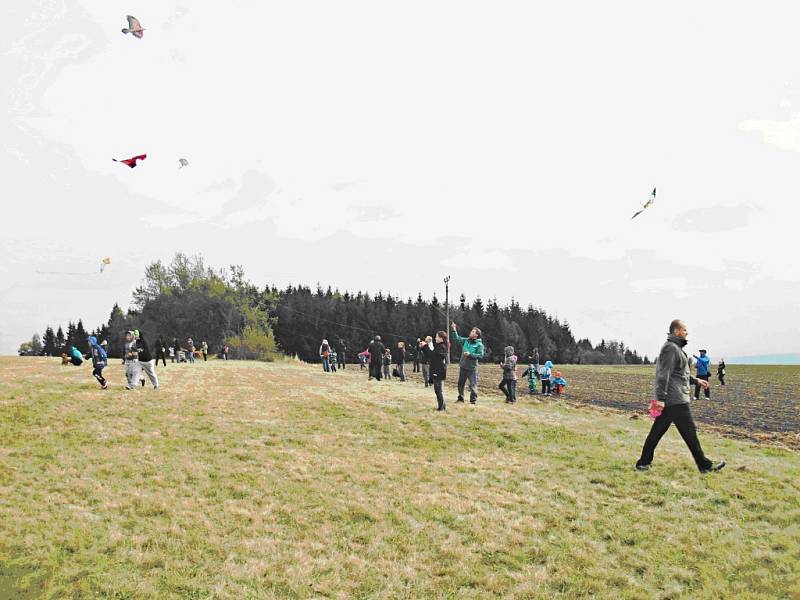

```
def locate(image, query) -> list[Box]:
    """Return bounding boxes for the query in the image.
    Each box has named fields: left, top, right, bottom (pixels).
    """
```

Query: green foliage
left=225, top=325, right=276, bottom=361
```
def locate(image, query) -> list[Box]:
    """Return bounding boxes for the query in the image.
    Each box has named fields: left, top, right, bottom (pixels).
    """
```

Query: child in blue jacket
left=540, top=360, right=553, bottom=396
left=552, top=370, right=567, bottom=396
left=88, top=335, right=108, bottom=389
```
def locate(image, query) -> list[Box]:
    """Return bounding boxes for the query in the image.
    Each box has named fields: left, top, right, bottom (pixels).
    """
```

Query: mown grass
left=0, top=357, right=798, bottom=599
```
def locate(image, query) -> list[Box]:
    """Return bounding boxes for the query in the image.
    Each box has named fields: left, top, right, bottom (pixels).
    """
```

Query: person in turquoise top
left=450, top=322, right=485, bottom=404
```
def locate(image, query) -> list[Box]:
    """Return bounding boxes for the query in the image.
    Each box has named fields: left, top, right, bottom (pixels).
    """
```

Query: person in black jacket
left=135, top=330, right=159, bottom=389
left=424, top=331, right=449, bottom=411
left=418, top=336, right=432, bottom=387
left=368, top=336, right=385, bottom=381
left=412, top=339, right=421, bottom=373
left=155, top=336, right=167, bottom=367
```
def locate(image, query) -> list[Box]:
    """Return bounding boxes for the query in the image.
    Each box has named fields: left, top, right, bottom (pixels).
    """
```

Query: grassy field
left=0, top=357, right=798, bottom=599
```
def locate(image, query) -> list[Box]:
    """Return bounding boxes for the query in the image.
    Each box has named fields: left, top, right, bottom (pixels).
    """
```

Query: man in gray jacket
left=636, top=319, right=725, bottom=473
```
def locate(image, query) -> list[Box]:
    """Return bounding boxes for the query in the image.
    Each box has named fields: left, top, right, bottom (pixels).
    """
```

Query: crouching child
left=552, top=370, right=567, bottom=396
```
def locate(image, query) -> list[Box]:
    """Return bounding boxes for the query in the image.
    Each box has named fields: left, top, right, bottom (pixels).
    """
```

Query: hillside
left=1, top=358, right=798, bottom=598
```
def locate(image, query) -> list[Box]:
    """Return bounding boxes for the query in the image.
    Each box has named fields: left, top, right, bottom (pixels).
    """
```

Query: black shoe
left=700, top=460, right=726, bottom=473
left=635, top=463, right=650, bottom=471
left=469, top=400, right=477, bottom=405
left=456, top=397, right=465, bottom=403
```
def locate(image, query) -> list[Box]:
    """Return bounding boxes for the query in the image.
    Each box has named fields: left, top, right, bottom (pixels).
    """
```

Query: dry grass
left=0, top=357, right=798, bottom=599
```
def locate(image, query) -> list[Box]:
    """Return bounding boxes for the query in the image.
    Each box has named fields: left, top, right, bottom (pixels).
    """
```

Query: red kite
left=121, top=15, right=145, bottom=39
left=113, top=154, right=147, bottom=168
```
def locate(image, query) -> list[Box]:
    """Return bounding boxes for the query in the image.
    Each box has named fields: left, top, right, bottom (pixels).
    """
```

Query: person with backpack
left=540, top=360, right=553, bottom=396
left=498, top=346, right=518, bottom=403
left=88, top=335, right=108, bottom=389
left=426, top=331, right=448, bottom=411
left=636, top=319, right=725, bottom=474
left=319, top=339, right=331, bottom=372
left=450, top=322, right=485, bottom=404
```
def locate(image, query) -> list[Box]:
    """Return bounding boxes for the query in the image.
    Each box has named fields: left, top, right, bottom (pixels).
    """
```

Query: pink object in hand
left=648, top=400, right=663, bottom=419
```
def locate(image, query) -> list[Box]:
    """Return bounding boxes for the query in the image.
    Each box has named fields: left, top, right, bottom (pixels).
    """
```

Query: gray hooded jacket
left=655, top=335, right=698, bottom=406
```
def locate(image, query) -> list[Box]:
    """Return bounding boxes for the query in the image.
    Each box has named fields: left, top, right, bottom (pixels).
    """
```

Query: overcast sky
left=2, top=1, right=798, bottom=359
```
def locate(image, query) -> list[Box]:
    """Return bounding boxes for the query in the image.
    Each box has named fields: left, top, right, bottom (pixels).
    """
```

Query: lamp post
left=444, top=275, right=450, bottom=364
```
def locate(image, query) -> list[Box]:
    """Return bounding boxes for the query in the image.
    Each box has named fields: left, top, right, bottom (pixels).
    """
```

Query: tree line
left=21, top=253, right=648, bottom=365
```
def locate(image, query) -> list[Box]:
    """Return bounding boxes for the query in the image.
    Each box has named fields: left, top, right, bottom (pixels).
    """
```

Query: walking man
left=717, top=359, right=726, bottom=386
left=692, top=349, right=711, bottom=400
left=155, top=336, right=167, bottom=367
left=450, top=322, right=485, bottom=404
left=636, top=319, right=725, bottom=473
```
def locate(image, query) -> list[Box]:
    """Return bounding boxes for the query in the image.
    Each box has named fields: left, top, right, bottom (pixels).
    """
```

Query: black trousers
left=541, top=379, right=551, bottom=395
left=718, top=373, right=725, bottom=385
left=92, top=366, right=106, bottom=386
left=369, top=361, right=382, bottom=380
left=694, top=374, right=710, bottom=399
left=432, top=375, right=445, bottom=410
left=156, top=350, right=166, bottom=367
left=413, top=359, right=420, bottom=373
left=637, top=403, right=712, bottom=471
left=499, top=379, right=516, bottom=402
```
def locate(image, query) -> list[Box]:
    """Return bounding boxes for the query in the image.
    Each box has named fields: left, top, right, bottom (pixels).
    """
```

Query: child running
left=88, top=335, right=108, bottom=389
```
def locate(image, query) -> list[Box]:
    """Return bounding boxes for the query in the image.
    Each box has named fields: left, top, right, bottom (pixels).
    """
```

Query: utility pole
left=444, top=275, right=450, bottom=364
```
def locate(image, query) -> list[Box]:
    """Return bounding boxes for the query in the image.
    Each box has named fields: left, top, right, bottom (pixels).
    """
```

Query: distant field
left=466, top=363, right=800, bottom=449
left=1, top=357, right=798, bottom=598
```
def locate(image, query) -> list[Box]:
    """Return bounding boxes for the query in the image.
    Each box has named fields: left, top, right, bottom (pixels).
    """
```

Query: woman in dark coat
left=423, top=331, right=449, bottom=411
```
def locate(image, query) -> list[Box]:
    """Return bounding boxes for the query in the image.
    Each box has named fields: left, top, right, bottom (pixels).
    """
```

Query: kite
left=37, top=256, right=113, bottom=276
left=178, top=158, right=189, bottom=168
left=113, top=154, right=147, bottom=168
left=631, top=187, right=656, bottom=219
left=100, top=257, right=111, bottom=273
left=121, top=15, right=145, bottom=38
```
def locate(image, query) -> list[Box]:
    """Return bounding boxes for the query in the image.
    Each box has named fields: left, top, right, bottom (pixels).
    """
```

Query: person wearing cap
left=123, top=330, right=141, bottom=390
left=692, top=349, right=712, bottom=400
left=635, top=319, right=725, bottom=473
left=450, top=322, right=485, bottom=404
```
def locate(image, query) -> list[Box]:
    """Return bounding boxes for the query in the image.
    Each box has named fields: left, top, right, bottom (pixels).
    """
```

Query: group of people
left=318, top=339, right=346, bottom=372
left=322, top=318, right=727, bottom=475
left=339, top=324, right=566, bottom=411
left=62, top=331, right=230, bottom=391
